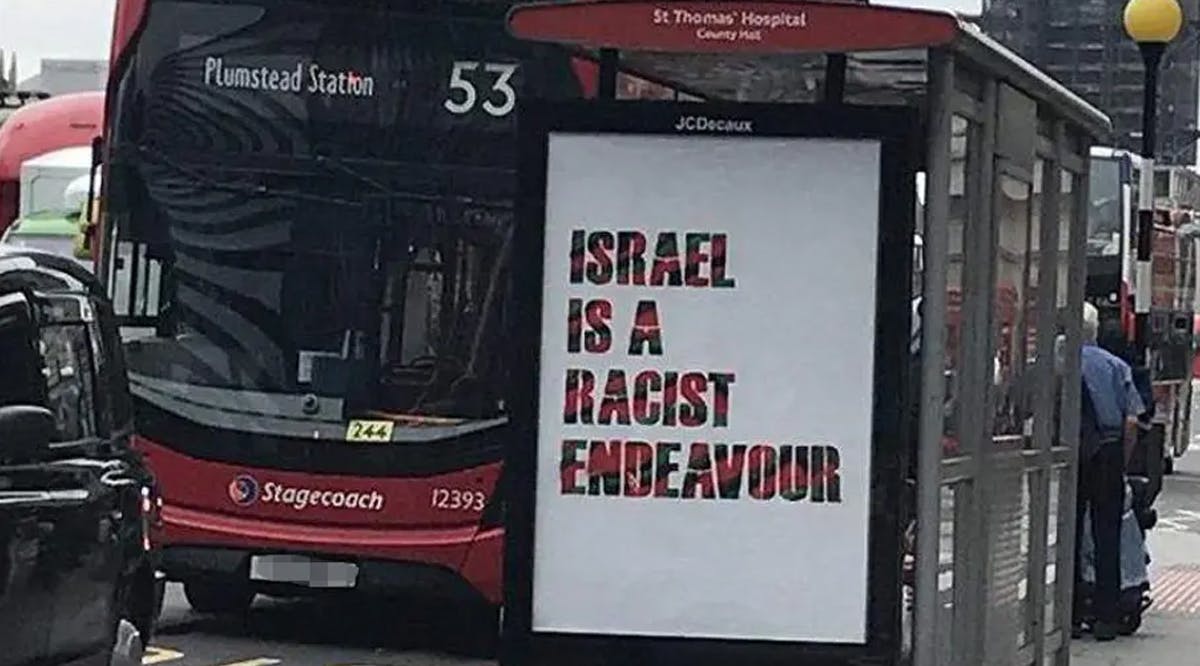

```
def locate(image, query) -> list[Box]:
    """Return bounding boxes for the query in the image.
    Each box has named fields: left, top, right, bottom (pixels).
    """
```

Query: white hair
left=1082, top=302, right=1099, bottom=343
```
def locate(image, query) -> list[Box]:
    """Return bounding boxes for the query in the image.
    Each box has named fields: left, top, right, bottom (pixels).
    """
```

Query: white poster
left=532, top=132, right=882, bottom=644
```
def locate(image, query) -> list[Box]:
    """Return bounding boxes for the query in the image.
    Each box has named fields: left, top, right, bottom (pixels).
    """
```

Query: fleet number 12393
left=431, top=488, right=487, bottom=511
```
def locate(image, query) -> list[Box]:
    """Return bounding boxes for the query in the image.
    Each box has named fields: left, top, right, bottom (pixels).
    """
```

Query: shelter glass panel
left=944, top=114, right=973, bottom=459
left=1055, top=170, right=1079, bottom=446
left=983, top=461, right=1030, bottom=659
left=935, top=482, right=965, bottom=664
left=1022, top=159, right=1045, bottom=453
left=1045, top=463, right=1068, bottom=635
left=1058, top=171, right=1075, bottom=311
left=993, top=170, right=1034, bottom=443
left=615, top=72, right=682, bottom=100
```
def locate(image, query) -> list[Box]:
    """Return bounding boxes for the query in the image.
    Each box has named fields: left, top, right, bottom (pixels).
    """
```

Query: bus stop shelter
left=503, top=3, right=1112, bottom=664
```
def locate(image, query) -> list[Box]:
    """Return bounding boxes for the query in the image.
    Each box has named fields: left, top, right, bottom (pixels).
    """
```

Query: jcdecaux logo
left=227, top=474, right=385, bottom=512
left=674, top=115, right=754, bottom=133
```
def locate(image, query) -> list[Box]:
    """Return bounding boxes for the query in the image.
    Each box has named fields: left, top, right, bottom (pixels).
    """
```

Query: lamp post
left=1124, top=0, right=1183, bottom=367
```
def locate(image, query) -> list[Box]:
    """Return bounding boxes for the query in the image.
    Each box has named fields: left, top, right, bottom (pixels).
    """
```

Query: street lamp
left=1124, top=0, right=1183, bottom=367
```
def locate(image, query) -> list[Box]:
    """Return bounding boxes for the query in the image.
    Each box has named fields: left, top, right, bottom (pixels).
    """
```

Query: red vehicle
left=0, top=92, right=104, bottom=233
left=95, top=0, right=692, bottom=639
left=1087, top=148, right=1200, bottom=473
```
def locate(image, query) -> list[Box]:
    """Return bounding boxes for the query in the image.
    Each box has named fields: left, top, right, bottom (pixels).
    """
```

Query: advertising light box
left=534, top=131, right=878, bottom=643
left=504, top=101, right=916, bottom=666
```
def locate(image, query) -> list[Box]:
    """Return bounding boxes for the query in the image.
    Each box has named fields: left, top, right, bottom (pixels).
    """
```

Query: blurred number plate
left=346, top=420, right=394, bottom=442
left=249, top=554, right=358, bottom=588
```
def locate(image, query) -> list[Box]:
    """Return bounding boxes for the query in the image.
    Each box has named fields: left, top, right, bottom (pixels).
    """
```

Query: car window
left=91, top=299, right=134, bottom=435
left=39, top=321, right=98, bottom=442
left=0, top=293, right=45, bottom=407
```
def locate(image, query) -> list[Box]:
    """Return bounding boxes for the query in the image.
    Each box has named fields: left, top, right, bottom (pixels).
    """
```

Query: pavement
left=1070, top=427, right=1200, bottom=665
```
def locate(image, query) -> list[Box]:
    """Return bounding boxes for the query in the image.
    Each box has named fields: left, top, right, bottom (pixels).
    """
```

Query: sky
left=0, top=0, right=982, bottom=77
left=0, top=0, right=117, bottom=78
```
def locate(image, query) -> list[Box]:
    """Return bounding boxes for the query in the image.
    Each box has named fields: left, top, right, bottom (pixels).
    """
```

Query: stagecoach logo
left=674, top=115, right=754, bottom=133
left=228, top=474, right=260, bottom=506
left=226, top=474, right=386, bottom=512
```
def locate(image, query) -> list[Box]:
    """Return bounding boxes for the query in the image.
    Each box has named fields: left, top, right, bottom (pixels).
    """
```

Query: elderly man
left=1073, top=302, right=1145, bottom=641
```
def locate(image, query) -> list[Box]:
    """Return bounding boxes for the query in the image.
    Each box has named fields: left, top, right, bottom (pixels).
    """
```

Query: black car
left=0, top=248, right=163, bottom=666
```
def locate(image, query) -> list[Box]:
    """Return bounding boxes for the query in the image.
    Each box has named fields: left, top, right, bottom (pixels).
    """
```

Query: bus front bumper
left=156, top=504, right=503, bottom=606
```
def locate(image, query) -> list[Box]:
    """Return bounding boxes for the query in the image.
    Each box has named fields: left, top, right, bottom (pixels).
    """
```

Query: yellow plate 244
left=346, top=420, right=395, bottom=443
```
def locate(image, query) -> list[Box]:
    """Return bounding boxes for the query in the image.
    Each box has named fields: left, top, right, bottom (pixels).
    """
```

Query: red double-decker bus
left=95, top=0, right=694, bottom=642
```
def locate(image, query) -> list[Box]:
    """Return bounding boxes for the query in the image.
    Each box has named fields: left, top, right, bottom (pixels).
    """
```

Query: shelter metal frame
left=504, top=2, right=1113, bottom=663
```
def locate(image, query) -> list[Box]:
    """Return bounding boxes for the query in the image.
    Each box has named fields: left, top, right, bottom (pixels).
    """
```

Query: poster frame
left=502, top=99, right=919, bottom=666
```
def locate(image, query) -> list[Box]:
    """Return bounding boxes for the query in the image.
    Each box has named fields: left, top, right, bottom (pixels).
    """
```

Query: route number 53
left=444, top=61, right=517, bottom=117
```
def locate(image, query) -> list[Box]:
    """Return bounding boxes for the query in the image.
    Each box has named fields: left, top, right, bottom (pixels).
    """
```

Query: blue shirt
left=1080, top=342, right=1145, bottom=438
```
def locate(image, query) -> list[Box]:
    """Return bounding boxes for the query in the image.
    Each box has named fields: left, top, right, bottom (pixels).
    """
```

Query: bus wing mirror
left=79, top=137, right=105, bottom=262
left=91, top=136, right=104, bottom=168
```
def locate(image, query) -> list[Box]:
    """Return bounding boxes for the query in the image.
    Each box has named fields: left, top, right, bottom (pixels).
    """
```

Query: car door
left=39, top=461, right=127, bottom=662
left=0, top=456, right=138, bottom=666
left=0, top=476, right=58, bottom=665
left=36, top=294, right=128, bottom=663
left=0, top=291, right=57, bottom=665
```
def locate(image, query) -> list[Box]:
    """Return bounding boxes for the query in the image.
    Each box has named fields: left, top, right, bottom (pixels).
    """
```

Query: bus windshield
left=104, top=0, right=585, bottom=426
left=1087, top=156, right=1123, bottom=257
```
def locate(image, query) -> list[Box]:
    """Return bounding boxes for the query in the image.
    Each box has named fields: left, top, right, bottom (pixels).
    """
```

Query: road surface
left=145, top=584, right=493, bottom=666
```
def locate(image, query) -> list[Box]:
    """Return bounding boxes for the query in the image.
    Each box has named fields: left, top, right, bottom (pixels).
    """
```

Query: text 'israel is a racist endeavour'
left=556, top=229, right=843, bottom=504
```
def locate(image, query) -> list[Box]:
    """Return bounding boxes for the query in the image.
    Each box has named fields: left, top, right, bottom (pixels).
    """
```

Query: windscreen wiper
left=126, top=143, right=366, bottom=209
left=310, top=153, right=510, bottom=211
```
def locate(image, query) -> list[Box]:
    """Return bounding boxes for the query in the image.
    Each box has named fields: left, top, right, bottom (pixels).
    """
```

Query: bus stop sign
left=506, top=0, right=957, bottom=53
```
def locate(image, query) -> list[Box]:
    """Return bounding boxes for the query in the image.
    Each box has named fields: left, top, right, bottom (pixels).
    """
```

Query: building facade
left=981, top=0, right=1200, bottom=165
left=18, top=59, right=108, bottom=97
left=1, top=51, right=51, bottom=124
